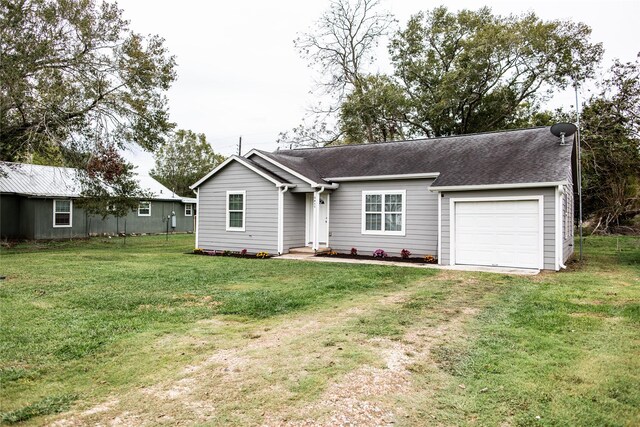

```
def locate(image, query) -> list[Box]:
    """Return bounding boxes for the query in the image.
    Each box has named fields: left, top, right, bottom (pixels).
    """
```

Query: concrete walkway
left=274, top=253, right=540, bottom=276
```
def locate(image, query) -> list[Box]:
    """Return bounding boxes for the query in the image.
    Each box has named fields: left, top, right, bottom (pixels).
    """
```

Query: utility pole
left=238, top=136, right=242, bottom=156
left=575, top=82, right=583, bottom=262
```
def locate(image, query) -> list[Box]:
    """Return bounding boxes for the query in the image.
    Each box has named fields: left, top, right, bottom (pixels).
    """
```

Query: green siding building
left=0, top=162, right=195, bottom=240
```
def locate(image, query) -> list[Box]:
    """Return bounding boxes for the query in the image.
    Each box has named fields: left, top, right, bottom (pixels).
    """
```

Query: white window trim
left=449, top=195, right=544, bottom=270
left=138, top=201, right=151, bottom=217
left=184, top=203, right=193, bottom=217
left=226, top=190, right=246, bottom=232
left=53, top=199, right=73, bottom=228
left=361, top=190, right=406, bottom=236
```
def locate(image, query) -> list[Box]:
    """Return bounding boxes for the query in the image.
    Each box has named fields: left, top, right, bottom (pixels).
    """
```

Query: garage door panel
left=454, top=200, right=541, bottom=269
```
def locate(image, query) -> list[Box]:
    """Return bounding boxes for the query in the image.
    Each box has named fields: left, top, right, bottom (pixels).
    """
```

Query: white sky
left=119, top=0, right=640, bottom=172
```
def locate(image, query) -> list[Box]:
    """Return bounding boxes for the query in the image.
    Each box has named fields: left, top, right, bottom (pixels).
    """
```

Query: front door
left=306, top=193, right=328, bottom=246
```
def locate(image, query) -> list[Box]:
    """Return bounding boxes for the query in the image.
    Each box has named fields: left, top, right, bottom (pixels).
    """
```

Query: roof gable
left=190, top=155, right=291, bottom=189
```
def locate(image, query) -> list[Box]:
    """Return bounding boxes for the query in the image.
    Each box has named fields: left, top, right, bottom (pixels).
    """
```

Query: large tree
left=388, top=7, right=603, bottom=138
left=150, top=130, right=225, bottom=198
left=278, top=0, right=394, bottom=146
left=0, top=0, right=176, bottom=185
left=580, top=56, right=640, bottom=233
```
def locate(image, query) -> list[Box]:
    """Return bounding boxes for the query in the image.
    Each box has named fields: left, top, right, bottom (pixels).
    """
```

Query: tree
left=0, top=0, right=176, bottom=185
left=389, top=7, right=602, bottom=137
left=150, top=130, right=225, bottom=198
left=279, top=0, right=394, bottom=146
left=388, top=7, right=603, bottom=137
left=580, top=56, right=640, bottom=233
left=339, top=74, right=408, bottom=143
left=76, top=145, right=150, bottom=220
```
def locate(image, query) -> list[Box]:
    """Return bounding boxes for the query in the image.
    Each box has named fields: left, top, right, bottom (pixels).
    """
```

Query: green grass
left=0, top=235, right=433, bottom=423
left=1, top=234, right=638, bottom=425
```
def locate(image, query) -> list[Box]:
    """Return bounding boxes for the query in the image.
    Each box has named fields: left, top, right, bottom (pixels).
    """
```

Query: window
left=184, top=203, right=193, bottom=216
left=362, top=191, right=405, bottom=235
left=138, top=201, right=151, bottom=216
left=226, top=191, right=245, bottom=231
left=53, top=200, right=72, bottom=227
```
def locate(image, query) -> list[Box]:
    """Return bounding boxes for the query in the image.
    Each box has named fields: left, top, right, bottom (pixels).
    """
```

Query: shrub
left=223, top=250, right=232, bottom=256
left=350, top=247, right=358, bottom=256
left=240, top=249, right=247, bottom=256
left=373, top=249, right=388, bottom=258
left=424, top=255, right=436, bottom=264
left=401, top=249, right=411, bottom=259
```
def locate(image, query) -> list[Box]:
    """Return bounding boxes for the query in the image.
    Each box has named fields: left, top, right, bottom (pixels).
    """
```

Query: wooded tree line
left=279, top=0, right=639, bottom=232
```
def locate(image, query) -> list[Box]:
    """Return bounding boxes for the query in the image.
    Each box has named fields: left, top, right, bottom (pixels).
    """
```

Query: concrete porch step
left=288, top=246, right=329, bottom=255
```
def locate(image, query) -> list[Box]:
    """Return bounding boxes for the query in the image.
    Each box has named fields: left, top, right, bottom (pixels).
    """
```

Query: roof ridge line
left=275, top=126, right=550, bottom=153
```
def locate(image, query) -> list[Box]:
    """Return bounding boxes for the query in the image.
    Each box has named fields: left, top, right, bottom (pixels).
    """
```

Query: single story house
left=0, top=162, right=196, bottom=240
left=190, top=126, right=575, bottom=271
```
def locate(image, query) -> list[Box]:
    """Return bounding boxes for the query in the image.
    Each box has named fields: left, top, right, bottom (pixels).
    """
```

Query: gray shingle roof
left=0, top=162, right=188, bottom=201
left=267, top=127, right=574, bottom=187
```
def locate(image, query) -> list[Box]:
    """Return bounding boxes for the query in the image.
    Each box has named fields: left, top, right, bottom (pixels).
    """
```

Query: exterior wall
left=86, top=200, right=193, bottom=236
left=197, top=161, right=278, bottom=253
left=247, top=155, right=310, bottom=187
left=0, top=195, right=193, bottom=240
left=440, top=187, right=556, bottom=270
left=328, top=179, right=438, bottom=257
left=0, top=195, right=21, bottom=239
left=283, top=191, right=306, bottom=252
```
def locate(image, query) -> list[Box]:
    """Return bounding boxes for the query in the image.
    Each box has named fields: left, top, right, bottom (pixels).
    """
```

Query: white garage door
left=454, top=199, right=541, bottom=269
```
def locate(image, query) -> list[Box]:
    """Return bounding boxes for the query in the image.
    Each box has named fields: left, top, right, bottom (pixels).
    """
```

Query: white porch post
left=312, top=190, right=320, bottom=251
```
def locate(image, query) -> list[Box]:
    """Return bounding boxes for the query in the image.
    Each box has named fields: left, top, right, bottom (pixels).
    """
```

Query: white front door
left=453, top=199, right=542, bottom=269
left=306, top=193, right=328, bottom=246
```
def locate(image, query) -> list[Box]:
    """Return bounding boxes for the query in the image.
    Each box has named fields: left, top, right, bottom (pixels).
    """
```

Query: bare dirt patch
left=49, top=275, right=491, bottom=426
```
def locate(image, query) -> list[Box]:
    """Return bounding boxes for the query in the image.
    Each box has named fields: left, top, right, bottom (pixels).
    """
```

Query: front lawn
left=0, top=234, right=638, bottom=425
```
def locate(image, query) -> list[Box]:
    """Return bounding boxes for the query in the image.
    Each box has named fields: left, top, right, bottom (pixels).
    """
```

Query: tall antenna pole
left=238, top=136, right=242, bottom=156
left=574, top=82, right=584, bottom=261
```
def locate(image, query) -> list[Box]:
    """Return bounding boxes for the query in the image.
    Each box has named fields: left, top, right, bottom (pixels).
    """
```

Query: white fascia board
left=326, top=173, right=440, bottom=182
left=429, top=181, right=569, bottom=192
left=246, top=149, right=319, bottom=187
left=190, top=155, right=284, bottom=189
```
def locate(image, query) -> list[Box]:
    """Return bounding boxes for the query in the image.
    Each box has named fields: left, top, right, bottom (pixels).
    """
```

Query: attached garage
left=450, top=197, right=543, bottom=269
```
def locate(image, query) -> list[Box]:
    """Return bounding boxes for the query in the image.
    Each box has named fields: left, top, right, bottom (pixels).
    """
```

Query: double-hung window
left=362, top=191, right=405, bottom=235
left=226, top=191, right=245, bottom=231
left=53, top=200, right=72, bottom=227
left=184, top=203, right=193, bottom=216
left=138, top=201, right=151, bottom=216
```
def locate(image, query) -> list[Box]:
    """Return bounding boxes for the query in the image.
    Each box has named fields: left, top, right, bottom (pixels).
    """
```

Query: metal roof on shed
left=0, top=162, right=190, bottom=201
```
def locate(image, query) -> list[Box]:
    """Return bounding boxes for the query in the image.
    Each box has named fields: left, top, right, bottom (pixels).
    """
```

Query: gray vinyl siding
left=197, top=161, right=278, bottom=253
left=328, top=179, right=438, bottom=257
left=248, top=155, right=310, bottom=188
left=440, top=187, right=556, bottom=270
left=283, top=192, right=306, bottom=252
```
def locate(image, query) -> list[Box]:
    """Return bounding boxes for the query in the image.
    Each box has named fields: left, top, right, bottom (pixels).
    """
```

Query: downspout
left=313, top=186, right=325, bottom=251
left=277, top=185, right=289, bottom=255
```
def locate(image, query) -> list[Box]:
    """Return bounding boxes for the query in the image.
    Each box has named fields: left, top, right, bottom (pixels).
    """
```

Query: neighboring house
left=0, top=162, right=196, bottom=240
left=191, top=126, right=575, bottom=271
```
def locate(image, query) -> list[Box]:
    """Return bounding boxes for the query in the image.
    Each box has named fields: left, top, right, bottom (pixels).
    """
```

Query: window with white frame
left=362, top=191, right=405, bottom=235
left=53, top=200, right=72, bottom=227
left=138, top=201, right=151, bottom=216
left=184, top=203, right=193, bottom=216
left=226, top=191, right=245, bottom=231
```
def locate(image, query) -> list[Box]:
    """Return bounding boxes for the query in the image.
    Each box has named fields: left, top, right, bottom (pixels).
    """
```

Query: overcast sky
left=119, top=0, right=640, bottom=172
